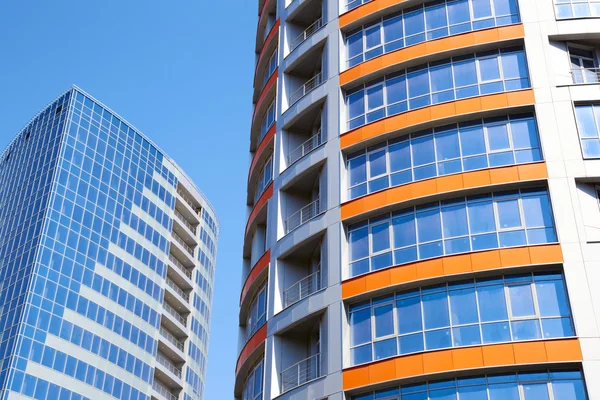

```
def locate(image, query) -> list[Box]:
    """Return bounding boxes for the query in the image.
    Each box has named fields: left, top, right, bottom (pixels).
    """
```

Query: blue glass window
left=346, top=0, right=520, bottom=67
left=348, top=272, right=573, bottom=366
left=575, top=104, right=600, bottom=158
left=555, top=0, right=600, bottom=18
left=348, top=188, right=556, bottom=277
left=346, top=114, right=542, bottom=200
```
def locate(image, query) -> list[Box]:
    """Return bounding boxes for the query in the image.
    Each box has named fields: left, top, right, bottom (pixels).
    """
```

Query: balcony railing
left=289, top=18, right=323, bottom=53
left=572, top=67, right=600, bottom=84
left=177, top=188, right=199, bottom=213
left=156, top=353, right=182, bottom=379
left=287, top=129, right=323, bottom=166
left=281, top=353, right=321, bottom=393
left=166, top=277, right=190, bottom=302
left=159, top=326, right=185, bottom=352
left=174, top=209, right=197, bottom=235
left=163, top=302, right=187, bottom=327
left=172, top=231, right=194, bottom=256
left=283, top=269, right=321, bottom=308
left=288, top=72, right=323, bottom=106
left=285, top=198, right=321, bottom=234
left=153, top=381, right=177, bottom=400
left=169, top=254, right=193, bottom=280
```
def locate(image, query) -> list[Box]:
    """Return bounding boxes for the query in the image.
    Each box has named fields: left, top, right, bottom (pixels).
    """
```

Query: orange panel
left=340, top=90, right=535, bottom=149
left=529, top=244, right=563, bottom=265
left=545, top=339, right=583, bottom=361
left=482, top=343, right=515, bottom=366
left=245, top=183, right=273, bottom=237
left=517, top=163, right=549, bottom=181
left=489, top=165, right=519, bottom=184
left=422, top=350, right=454, bottom=374
left=435, top=174, right=464, bottom=194
left=462, top=169, right=491, bottom=189
left=499, top=247, right=531, bottom=268
left=235, top=324, right=267, bottom=375
left=451, top=347, right=484, bottom=370
left=341, top=244, right=561, bottom=299
left=342, top=339, right=582, bottom=391
left=240, top=250, right=271, bottom=306
left=340, top=25, right=524, bottom=86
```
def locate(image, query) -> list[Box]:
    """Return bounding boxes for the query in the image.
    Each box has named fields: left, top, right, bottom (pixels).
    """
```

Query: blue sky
left=0, top=1, right=255, bottom=398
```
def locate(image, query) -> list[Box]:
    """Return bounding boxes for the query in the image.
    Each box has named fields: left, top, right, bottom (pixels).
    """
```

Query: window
left=243, top=358, right=264, bottom=400
left=352, top=370, right=588, bottom=400
left=555, top=0, right=600, bottom=18
left=574, top=104, right=600, bottom=158
left=348, top=188, right=556, bottom=277
left=346, top=47, right=530, bottom=130
left=346, top=114, right=542, bottom=199
left=254, top=156, right=273, bottom=204
left=247, top=285, right=267, bottom=338
left=263, top=48, right=278, bottom=88
left=569, top=46, right=598, bottom=84
left=345, top=0, right=520, bottom=68
left=259, top=101, right=276, bottom=143
left=346, top=0, right=372, bottom=12
left=349, top=272, right=574, bottom=366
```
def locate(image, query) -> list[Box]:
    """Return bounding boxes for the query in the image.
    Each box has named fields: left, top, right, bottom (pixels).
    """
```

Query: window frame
left=573, top=103, right=600, bottom=159
left=247, top=284, right=268, bottom=338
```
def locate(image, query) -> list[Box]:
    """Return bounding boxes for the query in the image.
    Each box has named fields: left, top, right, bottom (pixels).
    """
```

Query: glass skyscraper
left=0, top=87, right=218, bottom=400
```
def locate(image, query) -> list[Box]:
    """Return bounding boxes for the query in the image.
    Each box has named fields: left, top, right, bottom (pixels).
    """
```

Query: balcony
left=287, top=128, right=323, bottom=167
left=166, top=277, right=190, bottom=303
left=288, top=72, right=323, bottom=107
left=286, top=0, right=323, bottom=55
left=157, top=325, right=185, bottom=365
left=281, top=353, right=321, bottom=393
left=160, top=326, right=185, bottom=353
left=572, top=67, right=600, bottom=84
left=170, top=231, right=195, bottom=267
left=284, top=268, right=321, bottom=308
left=276, top=316, right=324, bottom=395
left=167, top=254, right=193, bottom=290
left=285, top=198, right=321, bottom=234
left=156, top=352, right=183, bottom=380
left=289, top=18, right=323, bottom=54
left=162, top=301, right=188, bottom=337
left=152, top=380, right=178, bottom=400
left=176, top=187, right=201, bottom=225
left=164, top=276, right=191, bottom=314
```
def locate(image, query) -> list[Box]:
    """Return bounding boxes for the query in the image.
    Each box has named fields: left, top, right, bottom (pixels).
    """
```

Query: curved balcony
left=235, top=324, right=268, bottom=392
left=247, top=124, right=276, bottom=203
left=342, top=339, right=582, bottom=391
left=341, top=90, right=535, bottom=151
left=255, top=19, right=280, bottom=89
left=341, top=162, right=548, bottom=221
left=155, top=352, right=183, bottom=385
left=256, top=0, right=278, bottom=53
left=340, top=25, right=525, bottom=87
left=251, top=72, right=278, bottom=152
left=170, top=231, right=195, bottom=267
left=342, top=243, right=563, bottom=299
left=161, top=301, right=188, bottom=338
left=281, top=353, right=322, bottom=393
left=240, top=250, right=271, bottom=310
left=246, top=182, right=273, bottom=239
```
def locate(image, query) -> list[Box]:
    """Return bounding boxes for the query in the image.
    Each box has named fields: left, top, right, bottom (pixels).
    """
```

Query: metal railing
left=283, top=269, right=321, bottom=308
left=289, top=18, right=323, bottom=53
left=159, top=327, right=185, bottom=352
left=281, top=353, right=321, bottom=393
left=177, top=188, right=199, bottom=214
left=285, top=198, right=321, bottom=234
left=571, top=67, right=600, bottom=84
left=163, top=302, right=187, bottom=327
left=156, top=353, right=182, bottom=379
left=172, top=231, right=194, bottom=256
left=166, top=277, right=190, bottom=302
left=288, top=72, right=323, bottom=106
left=152, top=381, right=178, bottom=400
left=169, top=254, right=192, bottom=280
left=174, top=209, right=197, bottom=235
left=287, top=129, right=323, bottom=166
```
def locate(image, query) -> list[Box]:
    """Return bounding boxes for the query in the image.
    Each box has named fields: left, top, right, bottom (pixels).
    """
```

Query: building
left=236, top=0, right=600, bottom=399
left=0, top=87, right=218, bottom=400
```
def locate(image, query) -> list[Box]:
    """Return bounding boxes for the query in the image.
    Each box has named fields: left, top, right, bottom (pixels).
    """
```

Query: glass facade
left=243, top=358, right=264, bottom=400
left=346, top=47, right=530, bottom=130
left=247, top=285, right=267, bottom=339
left=574, top=104, right=600, bottom=158
left=349, top=272, right=573, bottom=365
left=0, top=88, right=218, bottom=400
left=347, top=113, right=542, bottom=200
left=555, top=0, right=600, bottom=18
left=352, top=370, right=587, bottom=400
left=348, top=188, right=556, bottom=277
left=346, top=0, right=520, bottom=68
